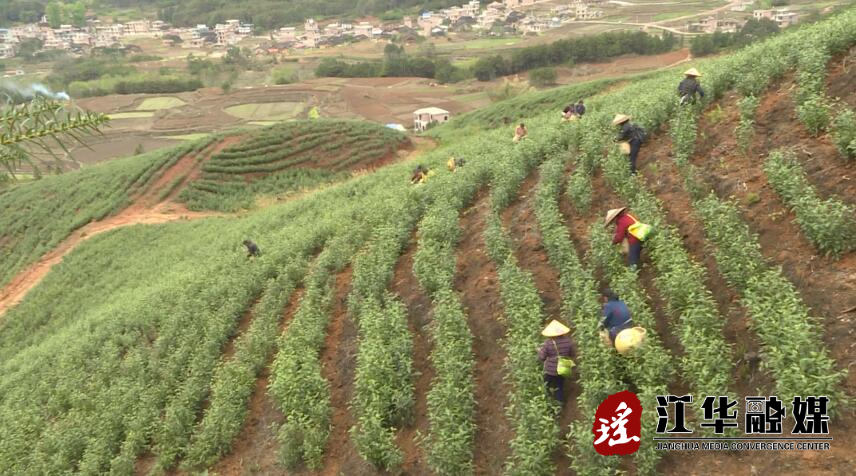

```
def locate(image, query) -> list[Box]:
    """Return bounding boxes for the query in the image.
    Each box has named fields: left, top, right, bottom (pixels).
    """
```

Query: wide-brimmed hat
left=684, top=68, right=702, bottom=77
left=612, top=114, right=631, bottom=125
left=604, top=207, right=628, bottom=226
left=542, top=319, right=571, bottom=337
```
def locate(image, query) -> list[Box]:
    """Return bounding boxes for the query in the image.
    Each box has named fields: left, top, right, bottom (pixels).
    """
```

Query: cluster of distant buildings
left=0, top=17, right=256, bottom=59
left=688, top=3, right=799, bottom=34
left=0, top=0, right=803, bottom=60
left=266, top=0, right=606, bottom=51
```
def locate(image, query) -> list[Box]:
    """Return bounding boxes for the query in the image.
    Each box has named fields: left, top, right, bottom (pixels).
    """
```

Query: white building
left=354, top=22, right=373, bottom=37
left=70, top=31, right=92, bottom=46
left=125, top=20, right=151, bottom=36
left=463, top=0, right=481, bottom=17
left=324, top=22, right=342, bottom=36
left=414, top=107, right=451, bottom=131
left=753, top=8, right=798, bottom=27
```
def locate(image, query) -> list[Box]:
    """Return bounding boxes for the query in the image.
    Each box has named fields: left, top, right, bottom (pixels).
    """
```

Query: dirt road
left=0, top=137, right=240, bottom=317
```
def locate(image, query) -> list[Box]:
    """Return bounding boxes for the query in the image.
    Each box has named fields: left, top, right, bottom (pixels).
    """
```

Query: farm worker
left=678, top=68, right=705, bottom=105
left=605, top=207, right=642, bottom=268
left=613, top=114, right=646, bottom=175
left=447, top=157, right=465, bottom=172
left=410, top=165, right=429, bottom=184
left=243, top=240, right=260, bottom=258
left=599, top=288, right=634, bottom=348
left=575, top=99, right=586, bottom=117
left=562, top=104, right=575, bottom=120
left=513, top=123, right=528, bottom=142
left=537, top=319, right=576, bottom=404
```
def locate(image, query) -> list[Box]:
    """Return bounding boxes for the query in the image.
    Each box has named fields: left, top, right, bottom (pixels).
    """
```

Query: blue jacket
left=601, top=299, right=632, bottom=330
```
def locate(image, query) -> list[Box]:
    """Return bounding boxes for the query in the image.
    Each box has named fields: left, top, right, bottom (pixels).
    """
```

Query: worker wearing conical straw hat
left=678, top=67, right=705, bottom=105
left=612, top=114, right=646, bottom=175
left=537, top=320, right=576, bottom=405
left=605, top=206, right=643, bottom=268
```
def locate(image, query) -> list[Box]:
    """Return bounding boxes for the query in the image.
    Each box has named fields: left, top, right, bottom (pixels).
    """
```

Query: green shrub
left=764, top=149, right=856, bottom=257
left=831, top=107, right=856, bottom=160
left=735, top=95, right=759, bottom=153
left=528, top=67, right=557, bottom=87
left=796, top=94, right=831, bottom=136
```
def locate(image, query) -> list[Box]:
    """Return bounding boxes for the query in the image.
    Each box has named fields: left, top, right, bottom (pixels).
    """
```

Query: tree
left=223, top=46, right=247, bottom=66
left=46, top=1, right=62, bottom=28
left=690, top=35, right=717, bottom=57
left=738, top=18, right=779, bottom=43
left=383, top=43, right=405, bottom=60
left=528, top=67, right=557, bottom=87
left=473, top=55, right=508, bottom=81
left=68, top=1, right=86, bottom=28
left=418, top=42, right=436, bottom=58
left=0, top=98, right=109, bottom=180
left=17, top=38, right=43, bottom=60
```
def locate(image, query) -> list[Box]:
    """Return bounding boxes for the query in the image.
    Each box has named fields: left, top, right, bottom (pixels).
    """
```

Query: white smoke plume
left=0, top=81, right=71, bottom=101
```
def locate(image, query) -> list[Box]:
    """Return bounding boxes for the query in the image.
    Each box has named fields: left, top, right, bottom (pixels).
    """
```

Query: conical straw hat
left=612, top=114, right=631, bottom=125
left=604, top=207, right=628, bottom=226
left=542, top=319, right=571, bottom=337
left=684, top=67, right=702, bottom=77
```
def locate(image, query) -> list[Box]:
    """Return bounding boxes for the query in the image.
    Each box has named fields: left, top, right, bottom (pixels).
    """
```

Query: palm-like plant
left=0, top=97, right=109, bottom=180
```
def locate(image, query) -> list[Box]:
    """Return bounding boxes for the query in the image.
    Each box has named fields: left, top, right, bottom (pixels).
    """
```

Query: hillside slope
left=0, top=9, right=855, bottom=476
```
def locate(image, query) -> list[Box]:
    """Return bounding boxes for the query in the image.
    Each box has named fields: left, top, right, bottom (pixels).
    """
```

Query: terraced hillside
left=0, top=9, right=855, bottom=476
left=180, top=120, right=411, bottom=211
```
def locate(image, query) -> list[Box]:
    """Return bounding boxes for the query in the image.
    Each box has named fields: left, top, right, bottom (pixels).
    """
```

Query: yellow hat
left=684, top=68, right=702, bottom=77
left=541, top=319, right=571, bottom=337
left=615, top=327, right=647, bottom=355
left=612, top=114, right=631, bottom=125
left=604, top=207, right=628, bottom=226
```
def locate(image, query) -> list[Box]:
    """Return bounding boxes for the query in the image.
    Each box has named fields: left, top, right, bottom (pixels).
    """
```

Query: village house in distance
left=413, top=107, right=451, bottom=132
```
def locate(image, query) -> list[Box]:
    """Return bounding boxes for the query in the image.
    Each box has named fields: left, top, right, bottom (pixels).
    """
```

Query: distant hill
left=0, top=0, right=461, bottom=28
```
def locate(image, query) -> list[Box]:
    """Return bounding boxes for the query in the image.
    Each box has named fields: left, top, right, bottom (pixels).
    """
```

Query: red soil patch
left=652, top=68, right=856, bottom=475
left=209, top=287, right=305, bottom=476
left=501, top=171, right=576, bottom=475
left=0, top=136, right=235, bottom=316
left=639, top=129, right=772, bottom=398
left=320, top=267, right=374, bottom=476
left=693, top=86, right=856, bottom=390
left=391, top=233, right=433, bottom=475
left=560, top=164, right=618, bottom=264
left=826, top=47, right=856, bottom=108
left=455, top=190, right=513, bottom=476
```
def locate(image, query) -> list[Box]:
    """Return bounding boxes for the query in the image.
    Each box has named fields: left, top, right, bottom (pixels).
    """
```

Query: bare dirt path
left=455, top=190, right=513, bottom=476
left=391, top=233, right=434, bottom=475
left=0, top=137, right=238, bottom=316
left=319, top=268, right=373, bottom=476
